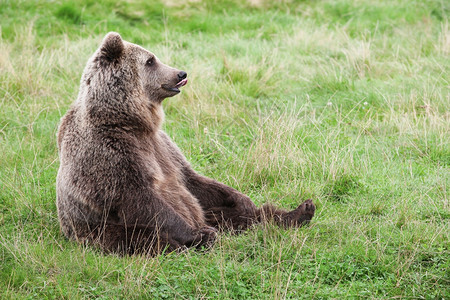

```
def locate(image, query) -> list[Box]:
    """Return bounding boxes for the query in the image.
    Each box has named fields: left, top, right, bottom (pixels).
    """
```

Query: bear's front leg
left=153, top=218, right=217, bottom=253
left=88, top=222, right=216, bottom=255
left=111, top=193, right=217, bottom=254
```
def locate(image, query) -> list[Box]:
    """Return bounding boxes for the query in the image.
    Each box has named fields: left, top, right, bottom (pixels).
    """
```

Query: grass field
left=0, top=0, right=449, bottom=298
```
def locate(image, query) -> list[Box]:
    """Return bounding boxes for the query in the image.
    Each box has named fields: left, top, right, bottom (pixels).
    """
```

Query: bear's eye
left=146, top=57, right=155, bottom=66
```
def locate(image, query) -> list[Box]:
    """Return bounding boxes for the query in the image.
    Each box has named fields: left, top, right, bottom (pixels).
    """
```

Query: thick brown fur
left=56, top=32, right=315, bottom=255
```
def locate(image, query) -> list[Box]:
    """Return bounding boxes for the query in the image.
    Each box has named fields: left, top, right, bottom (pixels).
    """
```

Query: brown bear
left=56, top=32, right=315, bottom=255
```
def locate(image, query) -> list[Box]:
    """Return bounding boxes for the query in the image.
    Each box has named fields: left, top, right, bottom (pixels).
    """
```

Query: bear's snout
left=178, top=71, right=187, bottom=81
left=160, top=70, right=188, bottom=95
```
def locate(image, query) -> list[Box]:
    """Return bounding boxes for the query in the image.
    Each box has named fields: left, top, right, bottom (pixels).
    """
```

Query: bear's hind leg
left=205, top=199, right=315, bottom=231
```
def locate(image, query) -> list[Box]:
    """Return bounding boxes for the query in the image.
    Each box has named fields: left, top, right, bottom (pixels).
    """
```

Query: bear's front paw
left=284, top=199, right=315, bottom=227
left=195, top=226, right=217, bottom=249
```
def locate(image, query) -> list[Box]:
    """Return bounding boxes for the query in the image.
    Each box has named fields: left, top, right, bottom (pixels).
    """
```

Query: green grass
left=0, top=0, right=449, bottom=298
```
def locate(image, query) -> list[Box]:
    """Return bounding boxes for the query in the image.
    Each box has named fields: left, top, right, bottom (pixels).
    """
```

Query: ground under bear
left=56, top=32, right=315, bottom=255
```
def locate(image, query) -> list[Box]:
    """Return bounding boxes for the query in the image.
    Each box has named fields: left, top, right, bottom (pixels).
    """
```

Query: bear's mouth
left=161, top=78, right=188, bottom=93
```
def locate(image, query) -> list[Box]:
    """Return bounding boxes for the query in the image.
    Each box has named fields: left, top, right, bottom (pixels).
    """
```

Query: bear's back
left=56, top=104, right=197, bottom=234
left=56, top=106, right=153, bottom=231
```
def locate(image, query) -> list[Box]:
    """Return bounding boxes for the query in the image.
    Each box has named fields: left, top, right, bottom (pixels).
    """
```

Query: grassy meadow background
left=0, top=0, right=449, bottom=298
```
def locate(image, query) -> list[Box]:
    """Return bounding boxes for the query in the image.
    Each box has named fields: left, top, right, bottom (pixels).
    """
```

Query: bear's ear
left=100, top=32, right=124, bottom=61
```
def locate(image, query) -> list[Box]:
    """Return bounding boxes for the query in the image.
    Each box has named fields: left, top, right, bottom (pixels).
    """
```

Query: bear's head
left=79, top=32, right=188, bottom=129
left=92, top=32, right=187, bottom=101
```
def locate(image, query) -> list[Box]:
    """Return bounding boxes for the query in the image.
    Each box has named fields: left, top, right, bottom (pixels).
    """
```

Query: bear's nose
left=178, top=71, right=187, bottom=80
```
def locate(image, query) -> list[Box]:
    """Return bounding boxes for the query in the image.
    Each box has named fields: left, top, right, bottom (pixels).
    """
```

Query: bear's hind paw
left=284, top=199, right=316, bottom=227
